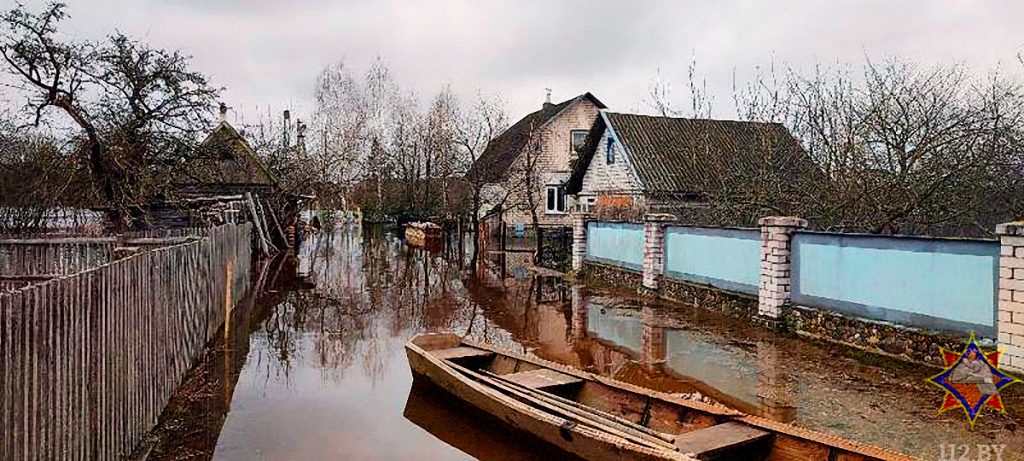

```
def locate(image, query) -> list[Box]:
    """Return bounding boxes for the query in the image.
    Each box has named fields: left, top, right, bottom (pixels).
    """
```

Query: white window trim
left=544, top=185, right=566, bottom=214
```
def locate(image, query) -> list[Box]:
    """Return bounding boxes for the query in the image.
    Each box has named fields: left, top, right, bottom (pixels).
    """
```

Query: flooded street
left=149, top=226, right=1023, bottom=461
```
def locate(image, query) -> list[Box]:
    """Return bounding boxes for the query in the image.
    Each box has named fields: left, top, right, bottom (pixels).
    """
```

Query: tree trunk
left=53, top=95, right=130, bottom=231
left=470, top=187, right=481, bottom=257
left=530, top=208, right=541, bottom=265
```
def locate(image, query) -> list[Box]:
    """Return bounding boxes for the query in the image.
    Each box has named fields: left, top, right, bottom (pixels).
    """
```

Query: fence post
left=642, top=214, right=675, bottom=291
left=571, top=212, right=591, bottom=272
left=995, top=221, right=1024, bottom=373
left=757, top=216, right=806, bottom=325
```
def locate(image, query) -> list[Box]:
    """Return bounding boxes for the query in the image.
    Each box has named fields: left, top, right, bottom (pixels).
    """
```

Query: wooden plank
left=500, top=368, right=583, bottom=390
left=0, top=274, right=61, bottom=281
left=245, top=192, right=269, bottom=257
left=0, top=237, right=116, bottom=245
left=766, top=434, right=832, bottom=461
left=433, top=346, right=494, bottom=361
left=675, top=422, right=771, bottom=460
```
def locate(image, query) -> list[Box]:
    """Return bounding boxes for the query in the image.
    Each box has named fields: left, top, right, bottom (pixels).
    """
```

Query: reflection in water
left=196, top=226, right=800, bottom=460
left=403, top=379, right=583, bottom=461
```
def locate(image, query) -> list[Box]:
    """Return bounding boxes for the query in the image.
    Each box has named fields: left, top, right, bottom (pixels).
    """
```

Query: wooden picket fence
left=0, top=238, right=117, bottom=291
left=0, top=223, right=253, bottom=460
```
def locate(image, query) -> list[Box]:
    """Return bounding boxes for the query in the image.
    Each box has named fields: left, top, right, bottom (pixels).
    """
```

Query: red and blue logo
left=927, top=333, right=1020, bottom=428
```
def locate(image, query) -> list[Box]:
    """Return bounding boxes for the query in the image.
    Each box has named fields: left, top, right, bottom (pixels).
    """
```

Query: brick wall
left=757, top=217, right=806, bottom=319
left=499, top=98, right=601, bottom=228
left=996, top=222, right=1024, bottom=372
left=642, top=214, right=674, bottom=290
left=578, top=123, right=643, bottom=200
left=572, top=212, right=589, bottom=271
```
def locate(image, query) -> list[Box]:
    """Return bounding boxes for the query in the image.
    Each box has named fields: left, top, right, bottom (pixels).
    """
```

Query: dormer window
left=606, top=136, right=615, bottom=164
left=571, top=130, right=588, bottom=155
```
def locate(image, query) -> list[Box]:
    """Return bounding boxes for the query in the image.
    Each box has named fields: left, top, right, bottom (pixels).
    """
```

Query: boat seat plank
left=501, top=368, right=583, bottom=390
left=675, top=422, right=771, bottom=460
left=435, top=346, right=495, bottom=361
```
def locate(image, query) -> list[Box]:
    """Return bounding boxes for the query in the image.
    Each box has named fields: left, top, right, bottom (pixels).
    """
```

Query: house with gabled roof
left=176, top=105, right=279, bottom=197
left=466, top=92, right=606, bottom=229
left=565, top=111, right=818, bottom=220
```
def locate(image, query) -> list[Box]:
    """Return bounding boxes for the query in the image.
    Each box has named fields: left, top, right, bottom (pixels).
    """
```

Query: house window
left=570, top=130, right=588, bottom=154
left=606, top=136, right=615, bottom=164
left=545, top=185, right=566, bottom=214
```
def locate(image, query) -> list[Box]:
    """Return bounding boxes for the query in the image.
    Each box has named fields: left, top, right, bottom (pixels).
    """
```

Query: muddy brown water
left=147, top=226, right=1024, bottom=460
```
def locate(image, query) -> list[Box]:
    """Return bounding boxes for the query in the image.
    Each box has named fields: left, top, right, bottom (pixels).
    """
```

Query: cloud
left=7, top=0, right=1024, bottom=124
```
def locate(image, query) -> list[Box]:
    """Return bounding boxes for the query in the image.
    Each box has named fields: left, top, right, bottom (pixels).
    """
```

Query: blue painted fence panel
left=792, top=232, right=999, bottom=334
left=586, top=222, right=644, bottom=270
left=663, top=227, right=761, bottom=295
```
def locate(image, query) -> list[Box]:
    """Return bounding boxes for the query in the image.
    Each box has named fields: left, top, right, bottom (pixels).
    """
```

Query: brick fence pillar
left=758, top=216, right=807, bottom=321
left=571, top=212, right=591, bottom=272
left=642, top=214, right=676, bottom=290
left=995, top=221, right=1024, bottom=373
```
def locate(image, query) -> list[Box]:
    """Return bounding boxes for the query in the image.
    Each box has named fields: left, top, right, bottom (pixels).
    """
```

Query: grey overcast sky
left=9, top=0, right=1024, bottom=123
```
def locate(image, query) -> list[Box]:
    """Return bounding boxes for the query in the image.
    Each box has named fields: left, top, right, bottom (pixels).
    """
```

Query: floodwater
left=148, top=226, right=1024, bottom=461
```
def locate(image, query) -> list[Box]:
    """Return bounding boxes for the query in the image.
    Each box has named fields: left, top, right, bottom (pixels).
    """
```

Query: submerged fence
left=579, top=216, right=1000, bottom=336
left=0, top=223, right=253, bottom=460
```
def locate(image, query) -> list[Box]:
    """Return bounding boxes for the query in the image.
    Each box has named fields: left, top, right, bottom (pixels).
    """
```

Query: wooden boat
left=404, top=222, right=442, bottom=249
left=406, top=333, right=917, bottom=461
left=403, top=379, right=583, bottom=460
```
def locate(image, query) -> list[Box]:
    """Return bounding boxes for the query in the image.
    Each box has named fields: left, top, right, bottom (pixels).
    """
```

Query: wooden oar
left=478, top=368, right=677, bottom=444
left=445, top=360, right=678, bottom=452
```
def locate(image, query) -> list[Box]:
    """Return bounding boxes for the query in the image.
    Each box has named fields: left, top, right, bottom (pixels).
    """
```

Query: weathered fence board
left=0, top=238, right=116, bottom=291
left=0, top=223, right=252, bottom=460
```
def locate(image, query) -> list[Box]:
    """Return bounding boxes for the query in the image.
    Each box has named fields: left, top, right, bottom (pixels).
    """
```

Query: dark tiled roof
left=182, top=121, right=277, bottom=186
left=566, top=112, right=817, bottom=195
left=466, top=92, right=606, bottom=182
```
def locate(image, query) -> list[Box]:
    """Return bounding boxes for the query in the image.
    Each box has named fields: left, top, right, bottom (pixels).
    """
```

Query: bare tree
left=721, top=58, right=1024, bottom=235
left=646, top=57, right=1024, bottom=235
left=455, top=91, right=508, bottom=234
left=507, top=124, right=545, bottom=263
left=0, top=125, right=93, bottom=233
left=424, top=86, right=460, bottom=215
left=1, top=2, right=220, bottom=227
left=784, top=60, right=1024, bottom=235
left=647, top=54, right=714, bottom=118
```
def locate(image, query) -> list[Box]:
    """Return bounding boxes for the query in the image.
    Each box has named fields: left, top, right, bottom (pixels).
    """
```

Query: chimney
left=218, top=102, right=228, bottom=123
left=296, top=119, right=307, bottom=151
left=543, top=88, right=553, bottom=109
left=283, top=110, right=291, bottom=148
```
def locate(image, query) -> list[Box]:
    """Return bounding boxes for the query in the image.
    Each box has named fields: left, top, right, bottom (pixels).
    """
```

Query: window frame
left=570, top=129, right=589, bottom=155
left=605, top=135, right=615, bottom=164
left=544, top=185, right=566, bottom=214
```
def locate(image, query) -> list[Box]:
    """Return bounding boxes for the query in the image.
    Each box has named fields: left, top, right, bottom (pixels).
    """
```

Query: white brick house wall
left=499, top=98, right=601, bottom=227
left=577, top=123, right=643, bottom=209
